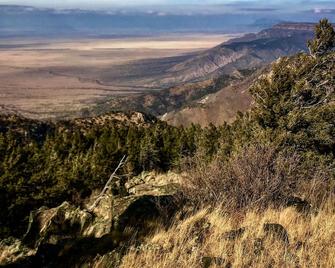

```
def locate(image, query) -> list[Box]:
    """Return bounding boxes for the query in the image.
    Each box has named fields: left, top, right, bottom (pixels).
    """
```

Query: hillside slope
left=121, top=31, right=335, bottom=267
left=82, top=22, right=326, bottom=92
left=155, top=23, right=318, bottom=126
left=161, top=70, right=260, bottom=126
left=147, top=23, right=314, bottom=87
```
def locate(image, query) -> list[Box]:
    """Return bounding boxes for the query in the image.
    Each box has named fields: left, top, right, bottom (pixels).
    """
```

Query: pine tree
left=308, top=18, right=335, bottom=58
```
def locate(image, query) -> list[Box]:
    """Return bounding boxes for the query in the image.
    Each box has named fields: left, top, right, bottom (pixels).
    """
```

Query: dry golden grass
left=120, top=200, right=335, bottom=268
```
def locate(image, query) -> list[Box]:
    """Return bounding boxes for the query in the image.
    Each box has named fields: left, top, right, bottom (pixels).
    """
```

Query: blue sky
left=0, top=0, right=333, bottom=8
left=0, top=0, right=334, bottom=34
left=0, top=0, right=335, bottom=16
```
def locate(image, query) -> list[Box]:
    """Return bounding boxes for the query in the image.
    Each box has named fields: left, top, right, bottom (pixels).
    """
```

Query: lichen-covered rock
left=0, top=237, right=36, bottom=266
left=23, top=201, right=95, bottom=248
left=125, top=171, right=181, bottom=196
left=1, top=172, right=181, bottom=267
left=84, top=193, right=114, bottom=238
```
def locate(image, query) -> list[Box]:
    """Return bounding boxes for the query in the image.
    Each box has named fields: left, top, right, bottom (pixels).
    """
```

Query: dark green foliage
left=236, top=20, right=334, bottom=159
left=308, top=18, right=335, bottom=57
left=0, top=115, right=230, bottom=238
left=248, top=52, right=335, bottom=159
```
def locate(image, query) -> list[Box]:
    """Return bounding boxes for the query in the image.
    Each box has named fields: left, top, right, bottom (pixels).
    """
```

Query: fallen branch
left=88, top=155, right=127, bottom=212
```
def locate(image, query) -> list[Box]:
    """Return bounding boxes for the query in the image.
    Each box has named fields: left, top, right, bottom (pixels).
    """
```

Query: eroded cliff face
left=0, top=172, right=182, bottom=267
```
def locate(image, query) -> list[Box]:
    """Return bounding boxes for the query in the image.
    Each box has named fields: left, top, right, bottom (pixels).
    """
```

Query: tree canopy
left=308, top=18, right=335, bottom=58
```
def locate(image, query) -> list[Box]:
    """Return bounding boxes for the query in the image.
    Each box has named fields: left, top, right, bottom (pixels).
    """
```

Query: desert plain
left=0, top=34, right=237, bottom=119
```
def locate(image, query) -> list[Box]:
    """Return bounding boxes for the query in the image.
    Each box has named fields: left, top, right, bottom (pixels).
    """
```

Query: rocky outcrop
left=223, top=227, right=246, bottom=240
left=125, top=171, right=181, bottom=195
left=0, top=172, right=182, bottom=267
left=0, top=237, right=36, bottom=266
left=263, top=223, right=290, bottom=245
left=22, top=202, right=95, bottom=248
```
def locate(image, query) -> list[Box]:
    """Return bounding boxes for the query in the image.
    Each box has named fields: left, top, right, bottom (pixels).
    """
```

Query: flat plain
left=0, top=34, right=237, bottom=119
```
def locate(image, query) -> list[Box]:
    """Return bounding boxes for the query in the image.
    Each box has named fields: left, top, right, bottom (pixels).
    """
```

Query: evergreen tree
left=308, top=18, right=335, bottom=58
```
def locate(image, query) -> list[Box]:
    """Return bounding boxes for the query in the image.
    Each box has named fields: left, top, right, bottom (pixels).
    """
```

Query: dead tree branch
left=88, top=155, right=127, bottom=212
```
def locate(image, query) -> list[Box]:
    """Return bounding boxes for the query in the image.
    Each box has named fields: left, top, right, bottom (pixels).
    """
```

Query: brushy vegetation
left=180, top=19, right=335, bottom=212
left=182, top=144, right=333, bottom=211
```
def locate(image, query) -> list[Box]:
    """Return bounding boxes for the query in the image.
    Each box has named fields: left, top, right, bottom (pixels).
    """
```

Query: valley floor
left=0, top=34, right=237, bottom=119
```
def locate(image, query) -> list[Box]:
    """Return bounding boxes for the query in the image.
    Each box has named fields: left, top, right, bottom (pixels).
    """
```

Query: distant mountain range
left=0, top=5, right=255, bottom=37
left=0, top=8, right=325, bottom=127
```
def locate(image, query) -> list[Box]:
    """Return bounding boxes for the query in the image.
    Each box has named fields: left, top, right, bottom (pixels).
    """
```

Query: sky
left=0, top=0, right=334, bottom=35
left=0, top=0, right=335, bottom=20
left=0, top=0, right=334, bottom=10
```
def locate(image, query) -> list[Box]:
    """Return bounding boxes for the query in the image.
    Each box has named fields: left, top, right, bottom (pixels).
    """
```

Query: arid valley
left=0, top=34, right=236, bottom=119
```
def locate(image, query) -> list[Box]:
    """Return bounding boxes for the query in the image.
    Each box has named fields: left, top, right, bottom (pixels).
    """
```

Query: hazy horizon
left=0, top=0, right=335, bottom=14
left=1, top=1, right=334, bottom=38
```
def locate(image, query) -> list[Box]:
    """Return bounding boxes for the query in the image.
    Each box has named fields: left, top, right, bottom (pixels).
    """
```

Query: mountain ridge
left=154, top=22, right=315, bottom=86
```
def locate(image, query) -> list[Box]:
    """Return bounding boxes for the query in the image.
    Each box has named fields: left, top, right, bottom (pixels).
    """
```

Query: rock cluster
left=0, top=172, right=181, bottom=267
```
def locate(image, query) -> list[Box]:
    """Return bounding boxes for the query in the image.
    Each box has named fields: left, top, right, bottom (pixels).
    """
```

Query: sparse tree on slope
left=308, top=18, right=335, bottom=58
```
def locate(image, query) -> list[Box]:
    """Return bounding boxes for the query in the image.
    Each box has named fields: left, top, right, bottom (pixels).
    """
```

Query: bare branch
left=302, top=88, right=334, bottom=109
left=88, top=155, right=127, bottom=212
